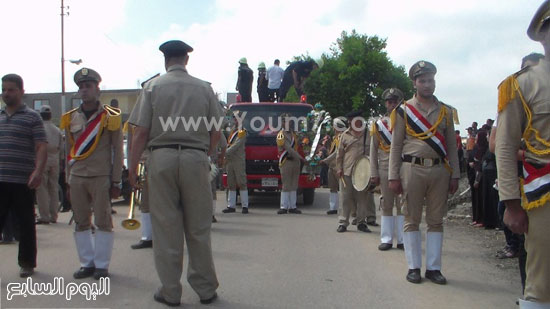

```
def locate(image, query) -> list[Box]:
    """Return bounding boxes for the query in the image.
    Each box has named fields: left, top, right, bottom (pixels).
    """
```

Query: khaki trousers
left=400, top=162, right=449, bottom=232
left=525, top=204, right=550, bottom=302
left=139, top=179, right=150, bottom=213
left=328, top=167, right=339, bottom=193
left=36, top=163, right=60, bottom=222
left=69, top=175, right=112, bottom=232
left=379, top=169, right=402, bottom=216
left=226, top=160, right=247, bottom=190
left=148, top=148, right=218, bottom=303
left=280, top=159, right=300, bottom=192
left=338, top=176, right=376, bottom=226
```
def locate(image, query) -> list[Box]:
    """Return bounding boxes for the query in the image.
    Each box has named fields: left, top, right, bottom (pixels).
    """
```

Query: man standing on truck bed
left=236, top=58, right=253, bottom=102
left=223, top=112, right=249, bottom=214
left=277, top=113, right=306, bottom=214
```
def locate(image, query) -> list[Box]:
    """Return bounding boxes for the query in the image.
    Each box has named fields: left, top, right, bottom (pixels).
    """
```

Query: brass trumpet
left=122, top=162, right=145, bottom=230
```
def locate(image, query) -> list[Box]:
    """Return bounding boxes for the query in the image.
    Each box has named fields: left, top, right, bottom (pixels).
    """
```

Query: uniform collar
left=167, top=64, right=188, bottom=73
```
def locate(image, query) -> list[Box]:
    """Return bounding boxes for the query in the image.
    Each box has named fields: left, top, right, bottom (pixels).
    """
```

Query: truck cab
left=222, top=102, right=320, bottom=205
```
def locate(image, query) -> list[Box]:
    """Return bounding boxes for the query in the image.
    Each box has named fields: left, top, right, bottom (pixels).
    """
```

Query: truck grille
left=246, top=160, right=280, bottom=175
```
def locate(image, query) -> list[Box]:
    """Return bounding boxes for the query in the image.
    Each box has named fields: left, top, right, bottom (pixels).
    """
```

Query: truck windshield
left=229, top=104, right=312, bottom=145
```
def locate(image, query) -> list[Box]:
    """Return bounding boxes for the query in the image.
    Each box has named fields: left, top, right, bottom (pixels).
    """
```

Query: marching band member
left=61, top=68, right=123, bottom=279
left=223, top=112, right=249, bottom=214
left=335, top=110, right=376, bottom=232
left=277, top=113, right=306, bottom=214
left=321, top=117, right=348, bottom=215
left=370, top=88, right=405, bottom=251
left=496, top=2, right=550, bottom=306
left=389, top=61, right=459, bottom=285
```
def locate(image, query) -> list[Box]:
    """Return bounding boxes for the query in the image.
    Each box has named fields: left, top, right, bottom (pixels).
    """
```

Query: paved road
left=0, top=189, right=520, bottom=308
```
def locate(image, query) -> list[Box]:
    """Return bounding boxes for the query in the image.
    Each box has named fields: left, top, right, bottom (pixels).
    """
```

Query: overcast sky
left=1, top=0, right=543, bottom=131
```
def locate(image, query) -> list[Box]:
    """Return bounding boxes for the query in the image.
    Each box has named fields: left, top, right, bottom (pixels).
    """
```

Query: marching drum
left=351, top=156, right=376, bottom=192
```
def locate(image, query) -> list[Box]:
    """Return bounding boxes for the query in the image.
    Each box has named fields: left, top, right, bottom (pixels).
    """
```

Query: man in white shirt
left=266, top=59, right=284, bottom=102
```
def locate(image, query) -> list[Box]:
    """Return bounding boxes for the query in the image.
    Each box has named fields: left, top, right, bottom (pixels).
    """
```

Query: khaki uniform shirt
left=278, top=130, right=302, bottom=164
left=65, top=104, right=123, bottom=182
left=128, top=65, right=222, bottom=150
left=370, top=116, right=391, bottom=178
left=336, top=128, right=369, bottom=177
left=324, top=134, right=340, bottom=170
left=44, top=120, right=62, bottom=167
left=496, top=60, right=550, bottom=201
left=225, top=129, right=246, bottom=163
left=389, top=95, right=460, bottom=180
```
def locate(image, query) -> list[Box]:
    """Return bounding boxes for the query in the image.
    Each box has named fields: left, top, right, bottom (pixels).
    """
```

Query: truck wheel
left=303, top=188, right=315, bottom=205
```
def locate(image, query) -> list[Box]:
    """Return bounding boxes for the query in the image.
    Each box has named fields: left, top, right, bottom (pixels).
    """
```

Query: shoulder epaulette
left=440, top=102, right=460, bottom=125
left=370, top=119, right=378, bottom=135
left=60, top=107, right=79, bottom=130
left=276, top=130, right=285, bottom=147
left=497, top=67, right=530, bottom=113
left=390, top=105, right=401, bottom=131
left=238, top=129, right=247, bottom=138
left=103, top=105, right=121, bottom=131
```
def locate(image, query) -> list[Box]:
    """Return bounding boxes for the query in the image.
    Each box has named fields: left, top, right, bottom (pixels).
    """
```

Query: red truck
left=222, top=102, right=320, bottom=205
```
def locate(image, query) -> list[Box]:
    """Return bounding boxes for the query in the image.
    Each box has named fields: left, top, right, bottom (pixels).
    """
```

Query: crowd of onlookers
left=462, top=119, right=526, bottom=292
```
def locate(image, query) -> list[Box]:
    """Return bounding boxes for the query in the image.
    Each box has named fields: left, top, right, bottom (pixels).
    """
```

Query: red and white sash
left=227, top=130, right=239, bottom=146
left=521, top=160, right=550, bottom=209
left=376, top=119, right=392, bottom=146
left=67, top=110, right=107, bottom=166
left=397, top=103, right=448, bottom=159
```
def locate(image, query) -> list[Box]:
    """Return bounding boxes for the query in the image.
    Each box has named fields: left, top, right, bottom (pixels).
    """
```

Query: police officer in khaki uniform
left=128, top=40, right=220, bottom=306
left=277, top=114, right=306, bottom=214
left=61, top=68, right=123, bottom=280
left=496, top=2, right=550, bottom=306
left=389, top=61, right=459, bottom=285
left=222, top=113, right=249, bottom=214
left=321, top=117, right=347, bottom=215
left=370, top=88, right=405, bottom=251
left=335, top=110, right=377, bottom=232
left=36, top=105, right=63, bottom=224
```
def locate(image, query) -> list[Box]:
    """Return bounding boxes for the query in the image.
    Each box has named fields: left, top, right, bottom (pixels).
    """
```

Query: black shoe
left=111, top=209, right=117, bottom=214
left=277, top=209, right=288, bottom=214
left=326, top=210, right=337, bottom=215
left=222, top=207, right=236, bottom=213
left=396, top=244, right=404, bottom=250
left=73, top=267, right=95, bottom=279
left=378, top=243, right=392, bottom=251
left=357, top=223, right=371, bottom=233
left=367, top=221, right=379, bottom=227
left=242, top=207, right=249, bottom=214
left=337, top=225, right=347, bottom=233
left=406, top=269, right=421, bottom=284
left=212, top=216, right=217, bottom=223
left=20, top=267, right=34, bottom=278
left=60, top=208, right=71, bottom=213
left=154, top=291, right=180, bottom=307
left=93, top=268, right=109, bottom=280
left=425, top=270, right=447, bottom=285
left=131, top=240, right=153, bottom=249
left=288, top=208, right=302, bottom=214
left=35, top=220, right=49, bottom=225
left=200, top=292, right=218, bottom=304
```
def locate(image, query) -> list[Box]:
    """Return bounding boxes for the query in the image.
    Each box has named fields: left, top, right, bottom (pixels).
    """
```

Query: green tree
left=303, top=30, right=413, bottom=119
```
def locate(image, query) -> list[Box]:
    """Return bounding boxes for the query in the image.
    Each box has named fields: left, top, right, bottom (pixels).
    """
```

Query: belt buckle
left=423, top=158, right=433, bottom=167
